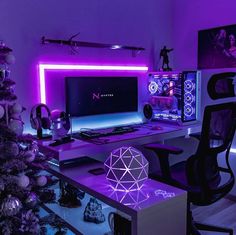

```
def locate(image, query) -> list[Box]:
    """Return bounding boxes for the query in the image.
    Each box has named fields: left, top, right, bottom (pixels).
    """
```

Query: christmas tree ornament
left=10, top=103, right=23, bottom=114
left=17, top=174, right=30, bottom=188
left=0, top=43, right=55, bottom=232
left=8, top=118, right=24, bottom=136
left=36, top=175, right=47, bottom=187
left=23, top=150, right=35, bottom=163
left=25, top=192, right=38, bottom=208
left=0, top=195, right=22, bottom=216
left=0, top=104, right=5, bottom=119
left=4, top=54, right=15, bottom=65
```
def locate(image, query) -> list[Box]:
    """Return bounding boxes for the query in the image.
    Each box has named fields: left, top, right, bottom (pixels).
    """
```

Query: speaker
left=143, top=103, right=153, bottom=120
left=30, top=104, right=51, bottom=130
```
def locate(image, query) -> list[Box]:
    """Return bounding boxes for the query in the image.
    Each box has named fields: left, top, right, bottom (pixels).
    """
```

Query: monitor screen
left=65, top=76, right=138, bottom=117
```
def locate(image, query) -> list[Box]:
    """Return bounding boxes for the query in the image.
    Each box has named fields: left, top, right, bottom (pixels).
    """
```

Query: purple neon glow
left=38, top=63, right=148, bottom=104
left=109, top=189, right=149, bottom=209
left=104, top=146, right=149, bottom=192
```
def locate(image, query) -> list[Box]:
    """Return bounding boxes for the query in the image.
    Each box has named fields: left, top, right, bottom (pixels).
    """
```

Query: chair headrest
left=207, top=72, right=236, bottom=100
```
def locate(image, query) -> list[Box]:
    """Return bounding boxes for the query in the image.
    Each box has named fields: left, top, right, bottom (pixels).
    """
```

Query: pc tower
left=147, top=71, right=200, bottom=123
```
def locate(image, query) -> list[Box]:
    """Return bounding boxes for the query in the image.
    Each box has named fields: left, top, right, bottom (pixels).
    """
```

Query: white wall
left=172, top=0, right=236, bottom=196
left=172, top=0, right=236, bottom=70
left=0, top=0, right=173, bottom=130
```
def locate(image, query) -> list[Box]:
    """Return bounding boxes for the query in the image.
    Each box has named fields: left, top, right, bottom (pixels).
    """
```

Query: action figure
left=160, top=46, right=173, bottom=71
left=58, top=181, right=85, bottom=208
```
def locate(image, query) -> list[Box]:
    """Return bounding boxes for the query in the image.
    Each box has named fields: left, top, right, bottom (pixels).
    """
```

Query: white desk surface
left=38, top=121, right=201, bottom=163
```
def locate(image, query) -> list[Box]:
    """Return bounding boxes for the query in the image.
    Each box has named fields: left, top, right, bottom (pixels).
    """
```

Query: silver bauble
left=36, top=175, right=47, bottom=187
left=8, top=119, right=24, bottom=136
left=0, top=195, right=22, bottom=216
left=17, top=175, right=30, bottom=188
left=5, top=54, right=15, bottom=65
left=11, top=103, right=23, bottom=114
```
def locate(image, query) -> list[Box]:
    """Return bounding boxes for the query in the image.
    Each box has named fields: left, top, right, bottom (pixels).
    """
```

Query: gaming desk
left=38, top=122, right=199, bottom=234
left=44, top=157, right=187, bottom=235
left=38, top=121, right=201, bottom=165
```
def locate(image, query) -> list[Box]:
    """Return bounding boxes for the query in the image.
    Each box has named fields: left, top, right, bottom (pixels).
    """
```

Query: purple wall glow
left=0, top=0, right=173, bottom=130
left=39, top=63, right=148, bottom=104
left=172, top=0, right=236, bottom=69
left=38, top=63, right=149, bottom=131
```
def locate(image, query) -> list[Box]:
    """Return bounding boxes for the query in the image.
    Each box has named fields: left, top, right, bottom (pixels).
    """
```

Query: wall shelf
left=41, top=36, right=145, bottom=56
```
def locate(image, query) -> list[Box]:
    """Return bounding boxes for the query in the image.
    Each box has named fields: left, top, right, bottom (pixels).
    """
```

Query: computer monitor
left=65, top=76, right=138, bottom=117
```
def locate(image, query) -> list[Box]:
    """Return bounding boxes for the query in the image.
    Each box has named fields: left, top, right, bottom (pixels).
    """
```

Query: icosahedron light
left=104, top=146, right=149, bottom=192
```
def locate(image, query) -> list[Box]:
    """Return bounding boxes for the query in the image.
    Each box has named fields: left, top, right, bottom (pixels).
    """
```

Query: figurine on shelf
left=41, top=214, right=68, bottom=235
left=58, top=181, right=85, bottom=208
left=83, top=197, right=105, bottom=224
left=160, top=46, right=173, bottom=71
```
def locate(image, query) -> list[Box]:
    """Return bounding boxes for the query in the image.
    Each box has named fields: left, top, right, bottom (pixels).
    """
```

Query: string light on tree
left=0, top=41, right=58, bottom=234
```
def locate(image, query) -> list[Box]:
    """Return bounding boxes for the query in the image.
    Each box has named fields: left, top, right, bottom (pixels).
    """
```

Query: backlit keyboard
left=72, top=126, right=137, bottom=139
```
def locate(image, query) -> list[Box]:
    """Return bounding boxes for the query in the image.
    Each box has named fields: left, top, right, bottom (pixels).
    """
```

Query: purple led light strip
left=39, top=63, right=148, bottom=104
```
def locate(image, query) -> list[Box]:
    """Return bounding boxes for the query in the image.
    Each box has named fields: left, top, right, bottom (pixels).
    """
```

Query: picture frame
left=198, top=24, right=236, bottom=69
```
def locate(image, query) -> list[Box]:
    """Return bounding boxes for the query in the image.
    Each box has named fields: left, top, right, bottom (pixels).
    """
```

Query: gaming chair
left=144, top=72, right=236, bottom=235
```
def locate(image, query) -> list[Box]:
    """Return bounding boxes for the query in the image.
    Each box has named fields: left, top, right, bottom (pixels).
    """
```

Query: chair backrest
left=186, top=99, right=236, bottom=203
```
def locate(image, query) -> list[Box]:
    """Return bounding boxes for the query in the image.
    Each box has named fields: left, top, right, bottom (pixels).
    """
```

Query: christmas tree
left=0, top=42, right=57, bottom=234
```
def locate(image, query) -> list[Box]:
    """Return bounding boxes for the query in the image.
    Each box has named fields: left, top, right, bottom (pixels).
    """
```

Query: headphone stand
left=49, top=136, right=74, bottom=147
left=36, top=132, right=52, bottom=140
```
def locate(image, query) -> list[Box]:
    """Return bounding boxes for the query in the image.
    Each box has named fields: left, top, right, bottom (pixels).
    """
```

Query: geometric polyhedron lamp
left=104, top=146, right=149, bottom=192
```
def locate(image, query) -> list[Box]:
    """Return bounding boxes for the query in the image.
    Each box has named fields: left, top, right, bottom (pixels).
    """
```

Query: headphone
left=30, top=104, right=51, bottom=130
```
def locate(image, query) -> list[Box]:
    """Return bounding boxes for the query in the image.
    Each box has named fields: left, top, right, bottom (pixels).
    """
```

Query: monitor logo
left=92, top=93, right=114, bottom=100
left=93, top=93, right=100, bottom=100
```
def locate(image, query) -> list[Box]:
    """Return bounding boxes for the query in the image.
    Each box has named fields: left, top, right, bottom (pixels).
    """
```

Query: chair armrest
left=144, top=143, right=182, bottom=181
left=145, top=143, right=183, bottom=155
left=189, top=132, right=201, bottom=141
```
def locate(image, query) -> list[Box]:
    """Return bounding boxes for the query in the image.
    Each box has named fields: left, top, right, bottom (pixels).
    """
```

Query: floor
left=192, top=198, right=236, bottom=235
